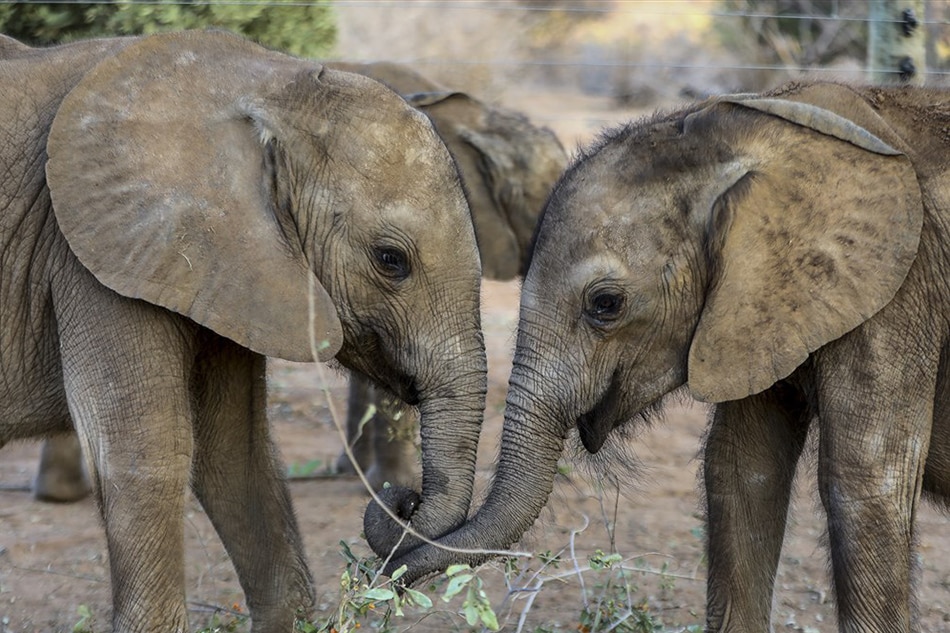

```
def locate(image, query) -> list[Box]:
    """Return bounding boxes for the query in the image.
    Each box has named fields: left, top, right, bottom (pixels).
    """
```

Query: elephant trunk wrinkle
left=365, top=363, right=486, bottom=560
left=380, top=376, right=567, bottom=583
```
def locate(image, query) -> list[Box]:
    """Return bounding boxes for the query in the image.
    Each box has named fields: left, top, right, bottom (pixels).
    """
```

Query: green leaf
left=478, top=602, right=500, bottom=631
left=445, top=564, right=471, bottom=576
left=463, top=599, right=480, bottom=627
left=441, top=573, right=473, bottom=601
left=72, top=605, right=93, bottom=633
left=362, top=587, right=395, bottom=601
left=404, top=588, right=433, bottom=610
left=287, top=458, right=322, bottom=478
left=390, top=564, right=408, bottom=581
left=358, top=404, right=377, bottom=428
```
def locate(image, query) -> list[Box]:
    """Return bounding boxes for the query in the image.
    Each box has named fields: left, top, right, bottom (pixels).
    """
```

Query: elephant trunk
left=365, top=334, right=488, bottom=557
left=366, top=358, right=568, bottom=582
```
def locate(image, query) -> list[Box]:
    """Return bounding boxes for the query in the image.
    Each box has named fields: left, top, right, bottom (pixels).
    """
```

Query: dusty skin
left=1, top=280, right=949, bottom=632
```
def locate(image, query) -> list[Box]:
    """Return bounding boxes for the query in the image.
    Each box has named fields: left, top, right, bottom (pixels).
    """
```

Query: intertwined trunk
left=373, top=357, right=568, bottom=582
left=364, top=321, right=490, bottom=557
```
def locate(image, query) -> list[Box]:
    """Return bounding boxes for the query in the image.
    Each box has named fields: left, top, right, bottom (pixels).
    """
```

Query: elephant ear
left=46, top=30, right=342, bottom=363
left=403, top=90, right=466, bottom=108
left=687, top=96, right=923, bottom=402
left=405, top=93, right=520, bottom=205
left=405, top=91, right=523, bottom=279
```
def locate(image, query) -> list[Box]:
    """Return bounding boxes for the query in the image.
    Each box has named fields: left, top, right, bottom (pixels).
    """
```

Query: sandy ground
left=1, top=279, right=949, bottom=632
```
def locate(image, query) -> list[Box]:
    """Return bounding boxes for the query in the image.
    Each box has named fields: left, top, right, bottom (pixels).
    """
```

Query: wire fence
left=5, top=0, right=944, bottom=138
left=3, top=2, right=948, bottom=84
left=316, top=0, right=950, bottom=140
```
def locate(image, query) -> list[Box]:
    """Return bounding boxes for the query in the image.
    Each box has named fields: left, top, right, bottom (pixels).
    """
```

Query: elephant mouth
left=576, top=377, right=624, bottom=454
left=394, top=378, right=421, bottom=406
left=339, top=332, right=421, bottom=405
left=364, top=366, right=420, bottom=406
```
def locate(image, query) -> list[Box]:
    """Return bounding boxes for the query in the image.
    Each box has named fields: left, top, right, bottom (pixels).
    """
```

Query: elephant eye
left=585, top=289, right=625, bottom=326
left=373, top=245, right=411, bottom=280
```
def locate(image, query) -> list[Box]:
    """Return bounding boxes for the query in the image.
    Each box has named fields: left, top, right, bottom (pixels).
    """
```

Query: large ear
left=403, top=90, right=467, bottom=108
left=325, top=61, right=444, bottom=95
left=458, top=115, right=568, bottom=279
left=46, top=30, right=342, bottom=362
left=404, top=91, right=523, bottom=279
left=687, top=96, right=923, bottom=402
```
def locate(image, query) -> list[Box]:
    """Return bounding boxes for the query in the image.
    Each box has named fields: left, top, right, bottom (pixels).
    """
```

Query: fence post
left=868, top=0, right=927, bottom=85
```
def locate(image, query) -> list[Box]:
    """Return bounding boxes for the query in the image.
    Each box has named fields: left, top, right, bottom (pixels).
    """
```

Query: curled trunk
left=366, top=360, right=568, bottom=582
left=365, top=341, right=488, bottom=557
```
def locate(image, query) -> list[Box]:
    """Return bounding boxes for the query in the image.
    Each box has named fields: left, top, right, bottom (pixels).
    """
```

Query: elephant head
left=44, top=31, right=487, bottom=548
left=366, top=82, right=926, bottom=584
left=319, top=61, right=566, bottom=497
left=328, top=61, right=568, bottom=279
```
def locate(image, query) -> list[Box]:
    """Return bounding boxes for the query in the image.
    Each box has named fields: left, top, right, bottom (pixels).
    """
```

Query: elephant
left=0, top=30, right=487, bottom=633
left=30, top=58, right=568, bottom=500
left=365, top=81, right=950, bottom=632
left=325, top=60, right=567, bottom=489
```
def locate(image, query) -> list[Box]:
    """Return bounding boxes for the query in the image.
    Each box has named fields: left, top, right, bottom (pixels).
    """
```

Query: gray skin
left=33, top=59, right=567, bottom=499
left=366, top=81, right=950, bottom=632
left=1, top=31, right=486, bottom=633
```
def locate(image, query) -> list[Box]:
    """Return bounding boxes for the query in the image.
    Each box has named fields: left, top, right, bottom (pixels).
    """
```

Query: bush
left=0, top=1, right=336, bottom=57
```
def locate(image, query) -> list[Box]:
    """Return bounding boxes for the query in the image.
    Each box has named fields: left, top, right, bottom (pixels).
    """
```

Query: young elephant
left=1, top=31, right=486, bottom=633
left=32, top=59, right=568, bottom=498
left=325, top=61, right=567, bottom=489
left=367, top=81, right=950, bottom=632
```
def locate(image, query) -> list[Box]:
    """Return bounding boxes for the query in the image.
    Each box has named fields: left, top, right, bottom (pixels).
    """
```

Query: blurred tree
left=719, top=0, right=866, bottom=68
left=0, top=1, right=336, bottom=57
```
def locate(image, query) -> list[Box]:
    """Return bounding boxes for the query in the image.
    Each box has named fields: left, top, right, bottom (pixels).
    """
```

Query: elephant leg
left=190, top=333, right=314, bottom=630
left=336, top=372, right=418, bottom=491
left=33, top=432, right=91, bottom=502
left=58, top=296, right=197, bottom=632
left=334, top=373, right=376, bottom=475
left=816, top=350, right=933, bottom=633
left=922, top=347, right=950, bottom=502
left=704, top=385, right=810, bottom=632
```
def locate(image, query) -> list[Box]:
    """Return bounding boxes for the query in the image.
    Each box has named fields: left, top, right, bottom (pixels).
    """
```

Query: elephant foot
left=337, top=453, right=419, bottom=492
left=334, top=450, right=362, bottom=476
left=33, top=461, right=91, bottom=503
left=33, top=435, right=92, bottom=503
left=335, top=439, right=419, bottom=493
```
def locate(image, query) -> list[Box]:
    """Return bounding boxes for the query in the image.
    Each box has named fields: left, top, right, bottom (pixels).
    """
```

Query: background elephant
left=1, top=30, right=486, bottom=632
left=32, top=58, right=568, bottom=499
left=366, top=82, right=950, bottom=631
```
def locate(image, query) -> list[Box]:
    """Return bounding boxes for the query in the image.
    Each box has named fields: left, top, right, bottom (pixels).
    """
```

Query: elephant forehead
left=335, top=117, right=450, bottom=175
left=553, top=199, right=661, bottom=254
left=570, top=252, right=629, bottom=283
left=382, top=198, right=476, bottom=244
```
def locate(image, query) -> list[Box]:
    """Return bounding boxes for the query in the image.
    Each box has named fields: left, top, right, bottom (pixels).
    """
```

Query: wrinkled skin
left=368, top=81, right=950, bottom=632
left=0, top=31, right=486, bottom=633
left=34, top=59, right=568, bottom=498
